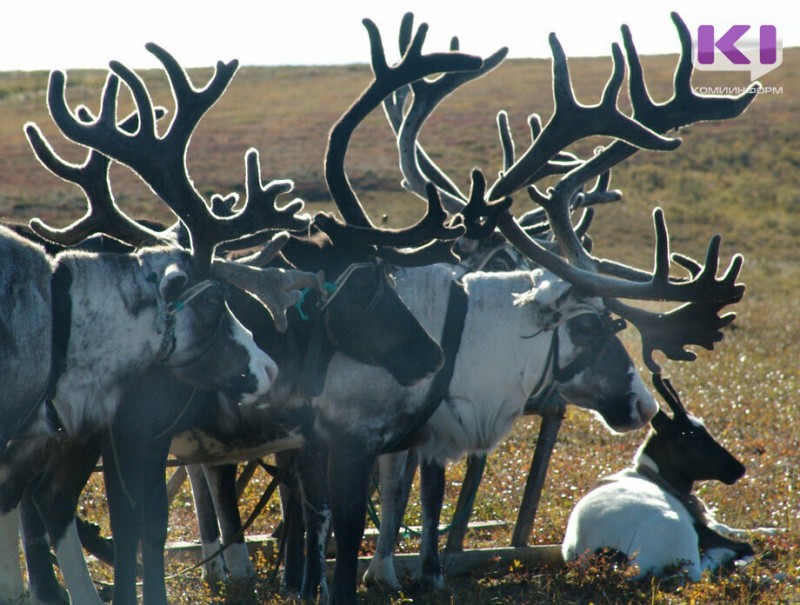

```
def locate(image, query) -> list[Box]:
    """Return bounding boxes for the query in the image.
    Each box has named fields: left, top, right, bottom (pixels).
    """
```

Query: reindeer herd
left=0, top=11, right=762, bottom=605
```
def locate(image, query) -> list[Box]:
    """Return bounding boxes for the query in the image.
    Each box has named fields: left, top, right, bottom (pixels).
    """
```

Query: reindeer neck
left=634, top=450, right=707, bottom=524
left=635, top=451, right=695, bottom=496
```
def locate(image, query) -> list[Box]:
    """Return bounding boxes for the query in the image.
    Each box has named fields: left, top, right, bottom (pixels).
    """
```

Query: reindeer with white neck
left=562, top=374, right=755, bottom=581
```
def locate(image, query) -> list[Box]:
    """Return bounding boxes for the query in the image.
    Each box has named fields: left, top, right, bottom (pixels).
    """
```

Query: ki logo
left=693, top=24, right=782, bottom=81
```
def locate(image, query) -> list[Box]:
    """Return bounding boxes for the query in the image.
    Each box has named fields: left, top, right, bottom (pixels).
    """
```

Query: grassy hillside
left=0, top=44, right=797, bottom=604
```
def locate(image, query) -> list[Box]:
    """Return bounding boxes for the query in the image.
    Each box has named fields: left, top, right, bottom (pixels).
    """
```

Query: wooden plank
left=384, top=545, right=564, bottom=579
left=164, top=520, right=508, bottom=563
left=165, top=537, right=563, bottom=579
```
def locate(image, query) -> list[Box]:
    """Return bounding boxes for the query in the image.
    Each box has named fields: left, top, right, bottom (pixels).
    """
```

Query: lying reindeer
left=562, top=374, right=754, bottom=581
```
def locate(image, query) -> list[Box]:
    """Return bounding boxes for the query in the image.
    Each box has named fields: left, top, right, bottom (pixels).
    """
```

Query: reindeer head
left=638, top=374, right=745, bottom=492
left=25, top=48, right=321, bottom=403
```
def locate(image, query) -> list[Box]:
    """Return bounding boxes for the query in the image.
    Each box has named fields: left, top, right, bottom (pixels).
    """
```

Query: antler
left=319, top=14, right=488, bottom=250
left=25, top=107, right=173, bottom=248
left=361, top=12, right=753, bottom=372
left=211, top=232, right=323, bottom=333
left=652, top=373, right=688, bottom=418
left=44, top=43, right=309, bottom=270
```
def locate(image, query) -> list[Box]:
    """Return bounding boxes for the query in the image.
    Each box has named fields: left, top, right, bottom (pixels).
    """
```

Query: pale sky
left=0, top=1, right=797, bottom=72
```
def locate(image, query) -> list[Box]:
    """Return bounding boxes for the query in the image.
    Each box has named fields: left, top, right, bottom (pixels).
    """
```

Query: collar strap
left=294, top=261, right=382, bottom=322
left=17, top=264, right=74, bottom=438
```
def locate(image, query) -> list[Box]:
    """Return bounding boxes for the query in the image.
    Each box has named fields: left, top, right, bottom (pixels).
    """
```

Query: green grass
left=1, top=41, right=798, bottom=604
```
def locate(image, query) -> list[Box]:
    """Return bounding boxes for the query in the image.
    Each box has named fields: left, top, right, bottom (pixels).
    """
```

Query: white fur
left=2, top=246, right=277, bottom=605
left=562, top=445, right=750, bottom=581
left=562, top=467, right=707, bottom=580
left=23, top=248, right=276, bottom=439
left=0, top=509, right=26, bottom=605
left=229, top=317, right=277, bottom=406
left=199, top=538, right=227, bottom=583
left=223, top=543, right=254, bottom=581
left=53, top=521, right=103, bottom=605
left=317, top=264, right=656, bottom=589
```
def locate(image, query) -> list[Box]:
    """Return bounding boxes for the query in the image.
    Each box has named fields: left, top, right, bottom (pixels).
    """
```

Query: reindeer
left=562, top=374, right=755, bottom=581
left=6, top=42, right=454, bottom=605
left=0, top=50, right=328, bottom=605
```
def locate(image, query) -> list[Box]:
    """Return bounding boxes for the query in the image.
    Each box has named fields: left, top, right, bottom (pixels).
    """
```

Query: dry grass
left=1, top=38, right=797, bottom=605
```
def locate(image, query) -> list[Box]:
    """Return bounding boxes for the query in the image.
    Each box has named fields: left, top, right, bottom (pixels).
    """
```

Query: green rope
left=294, top=282, right=337, bottom=320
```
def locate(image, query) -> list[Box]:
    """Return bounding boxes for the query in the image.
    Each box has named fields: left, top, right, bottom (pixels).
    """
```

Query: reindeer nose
left=636, top=395, right=658, bottom=424
left=265, top=360, right=278, bottom=387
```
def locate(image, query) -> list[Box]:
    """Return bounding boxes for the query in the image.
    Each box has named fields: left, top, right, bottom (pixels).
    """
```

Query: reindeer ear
left=159, top=263, right=188, bottom=303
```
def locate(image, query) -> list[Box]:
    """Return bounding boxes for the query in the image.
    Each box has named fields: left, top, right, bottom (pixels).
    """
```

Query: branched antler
left=361, top=12, right=754, bottom=371
left=44, top=44, right=309, bottom=271
left=320, top=14, right=485, bottom=250
left=25, top=107, right=173, bottom=248
left=212, top=233, right=323, bottom=333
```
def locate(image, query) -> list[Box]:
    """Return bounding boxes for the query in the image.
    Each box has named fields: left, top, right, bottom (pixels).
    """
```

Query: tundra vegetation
left=0, top=37, right=797, bottom=604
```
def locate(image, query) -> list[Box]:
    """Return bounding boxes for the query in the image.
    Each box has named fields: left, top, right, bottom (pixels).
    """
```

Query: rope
left=163, top=459, right=288, bottom=581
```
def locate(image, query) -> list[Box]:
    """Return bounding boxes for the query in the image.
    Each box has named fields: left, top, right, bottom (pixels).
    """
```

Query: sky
left=0, top=1, right=797, bottom=72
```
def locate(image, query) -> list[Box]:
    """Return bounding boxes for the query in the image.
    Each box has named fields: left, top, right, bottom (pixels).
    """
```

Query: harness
left=22, top=264, right=73, bottom=435
left=384, top=279, right=470, bottom=454
left=525, top=306, right=626, bottom=405
left=295, top=260, right=396, bottom=397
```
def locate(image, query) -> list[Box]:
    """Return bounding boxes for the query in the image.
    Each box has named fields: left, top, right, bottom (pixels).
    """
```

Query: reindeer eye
left=567, top=314, right=601, bottom=347
left=486, top=252, right=515, bottom=271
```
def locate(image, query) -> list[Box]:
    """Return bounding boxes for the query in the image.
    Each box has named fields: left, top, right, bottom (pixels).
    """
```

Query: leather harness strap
left=38, top=263, right=73, bottom=434
left=384, top=279, right=470, bottom=454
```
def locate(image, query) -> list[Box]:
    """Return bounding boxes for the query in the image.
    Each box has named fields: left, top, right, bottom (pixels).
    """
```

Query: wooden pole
left=511, top=403, right=565, bottom=547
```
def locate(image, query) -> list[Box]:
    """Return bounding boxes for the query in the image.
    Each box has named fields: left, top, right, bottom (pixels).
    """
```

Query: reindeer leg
left=187, top=464, right=228, bottom=584
left=0, top=507, right=26, bottom=605
left=0, top=437, right=54, bottom=605
left=328, top=444, right=373, bottom=605
left=103, top=426, right=147, bottom=605
left=21, top=488, right=67, bottom=605
left=138, top=440, right=173, bottom=605
left=275, top=450, right=306, bottom=594
left=363, top=449, right=416, bottom=591
left=416, top=458, right=446, bottom=591
left=204, top=463, right=254, bottom=582
left=296, top=442, right=331, bottom=602
left=27, top=437, right=102, bottom=605
left=695, top=522, right=754, bottom=573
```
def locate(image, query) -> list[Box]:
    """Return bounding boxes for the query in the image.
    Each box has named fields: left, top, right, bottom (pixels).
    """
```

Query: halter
left=526, top=307, right=626, bottom=401
left=324, top=261, right=394, bottom=349
left=150, top=277, right=225, bottom=366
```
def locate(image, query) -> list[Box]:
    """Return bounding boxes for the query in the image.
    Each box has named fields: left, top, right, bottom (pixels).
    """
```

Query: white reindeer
left=562, top=374, right=755, bottom=581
